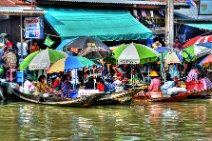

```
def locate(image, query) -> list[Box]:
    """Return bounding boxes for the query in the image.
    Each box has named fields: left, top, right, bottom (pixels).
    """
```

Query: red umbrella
left=183, top=35, right=212, bottom=48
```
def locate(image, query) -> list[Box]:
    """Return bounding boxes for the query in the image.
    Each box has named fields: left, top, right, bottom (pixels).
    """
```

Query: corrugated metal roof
left=0, top=0, right=29, bottom=6
left=36, top=0, right=188, bottom=6
left=175, top=7, right=212, bottom=21
left=0, top=6, right=44, bottom=15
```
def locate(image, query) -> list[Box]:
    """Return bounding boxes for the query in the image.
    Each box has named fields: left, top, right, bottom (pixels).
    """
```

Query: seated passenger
left=96, top=79, right=105, bottom=92
left=147, top=71, right=162, bottom=98
left=36, top=75, right=49, bottom=93
left=61, top=74, right=72, bottom=98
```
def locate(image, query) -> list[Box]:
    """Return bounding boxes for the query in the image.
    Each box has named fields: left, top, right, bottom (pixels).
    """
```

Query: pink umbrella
left=183, top=35, right=212, bottom=48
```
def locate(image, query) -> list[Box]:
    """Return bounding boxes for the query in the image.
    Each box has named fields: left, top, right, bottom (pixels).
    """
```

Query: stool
left=6, top=68, right=16, bottom=82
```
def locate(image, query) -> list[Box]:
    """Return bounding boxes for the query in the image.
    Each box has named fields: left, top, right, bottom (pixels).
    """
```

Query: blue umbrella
left=56, top=38, right=76, bottom=51
left=196, top=42, right=212, bottom=49
left=155, top=47, right=170, bottom=53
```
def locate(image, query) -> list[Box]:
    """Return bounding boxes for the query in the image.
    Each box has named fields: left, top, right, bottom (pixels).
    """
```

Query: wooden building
left=0, top=0, right=44, bottom=45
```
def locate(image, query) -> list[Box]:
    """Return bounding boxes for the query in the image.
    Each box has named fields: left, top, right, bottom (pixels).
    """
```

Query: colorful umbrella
left=56, top=38, right=76, bottom=51
left=47, top=56, right=94, bottom=73
left=196, top=42, right=212, bottom=49
left=20, top=51, right=40, bottom=71
left=113, top=43, right=159, bottom=64
left=198, top=54, right=212, bottom=68
left=183, top=35, right=212, bottom=48
left=20, top=48, right=66, bottom=71
left=164, top=51, right=182, bottom=64
left=182, top=45, right=211, bottom=62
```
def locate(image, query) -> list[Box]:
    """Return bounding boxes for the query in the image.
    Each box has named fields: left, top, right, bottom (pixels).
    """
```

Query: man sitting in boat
left=147, top=70, right=162, bottom=98
left=161, top=73, right=175, bottom=96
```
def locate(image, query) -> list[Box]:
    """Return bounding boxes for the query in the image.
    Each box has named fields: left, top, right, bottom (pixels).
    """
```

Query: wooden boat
left=0, top=79, right=104, bottom=107
left=96, top=88, right=142, bottom=104
left=188, top=88, right=212, bottom=97
left=12, top=88, right=104, bottom=107
left=0, top=79, right=16, bottom=100
left=133, top=88, right=212, bottom=103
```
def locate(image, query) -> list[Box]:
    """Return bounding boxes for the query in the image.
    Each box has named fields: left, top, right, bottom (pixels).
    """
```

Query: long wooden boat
left=133, top=88, right=212, bottom=103
left=0, top=79, right=104, bottom=107
left=0, top=79, right=16, bottom=100
left=12, top=88, right=104, bottom=107
left=96, top=88, right=142, bottom=104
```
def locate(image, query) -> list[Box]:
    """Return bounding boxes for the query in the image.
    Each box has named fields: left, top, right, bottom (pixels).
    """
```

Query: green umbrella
left=182, top=45, right=211, bottom=62
left=20, top=51, right=40, bottom=71
left=20, top=48, right=66, bottom=71
left=113, top=43, right=158, bottom=64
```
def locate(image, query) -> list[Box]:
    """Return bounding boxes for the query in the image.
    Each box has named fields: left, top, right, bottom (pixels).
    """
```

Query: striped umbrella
left=198, top=54, right=212, bottom=68
left=183, top=35, right=212, bottom=48
left=20, top=48, right=66, bottom=71
left=113, top=43, right=159, bottom=64
left=182, top=45, right=211, bottom=62
left=47, top=56, right=94, bottom=73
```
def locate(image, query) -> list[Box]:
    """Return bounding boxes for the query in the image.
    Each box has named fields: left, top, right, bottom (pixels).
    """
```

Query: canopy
left=41, top=7, right=153, bottom=41
left=185, top=24, right=212, bottom=31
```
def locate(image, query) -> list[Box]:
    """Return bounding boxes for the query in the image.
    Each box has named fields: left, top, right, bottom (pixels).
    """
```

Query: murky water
left=0, top=99, right=212, bottom=141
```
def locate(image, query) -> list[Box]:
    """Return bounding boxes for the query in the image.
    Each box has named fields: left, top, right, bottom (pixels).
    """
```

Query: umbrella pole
left=147, top=64, right=150, bottom=82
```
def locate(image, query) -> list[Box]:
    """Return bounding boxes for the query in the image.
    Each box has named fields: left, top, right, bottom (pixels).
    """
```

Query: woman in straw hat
left=147, top=70, right=162, bottom=98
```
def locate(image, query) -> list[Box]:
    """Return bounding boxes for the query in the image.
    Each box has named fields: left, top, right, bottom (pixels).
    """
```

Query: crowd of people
left=0, top=35, right=212, bottom=99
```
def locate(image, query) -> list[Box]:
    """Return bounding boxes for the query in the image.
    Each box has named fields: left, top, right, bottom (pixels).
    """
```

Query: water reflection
left=0, top=100, right=212, bottom=141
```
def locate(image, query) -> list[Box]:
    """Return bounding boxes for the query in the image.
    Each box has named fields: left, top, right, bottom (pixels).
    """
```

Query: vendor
left=36, top=75, right=49, bottom=93
left=147, top=70, right=162, bottom=97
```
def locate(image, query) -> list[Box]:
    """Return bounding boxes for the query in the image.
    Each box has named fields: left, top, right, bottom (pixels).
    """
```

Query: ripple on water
left=0, top=100, right=212, bottom=140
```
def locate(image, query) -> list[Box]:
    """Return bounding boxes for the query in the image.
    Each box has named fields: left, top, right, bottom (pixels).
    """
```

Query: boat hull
left=133, top=88, right=212, bottom=103
left=96, top=88, right=142, bottom=105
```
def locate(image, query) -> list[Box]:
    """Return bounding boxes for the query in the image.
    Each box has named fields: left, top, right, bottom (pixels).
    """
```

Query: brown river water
left=0, top=99, right=212, bottom=141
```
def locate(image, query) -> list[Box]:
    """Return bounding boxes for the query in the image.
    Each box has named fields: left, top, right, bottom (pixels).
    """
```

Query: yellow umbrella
left=164, top=51, right=181, bottom=64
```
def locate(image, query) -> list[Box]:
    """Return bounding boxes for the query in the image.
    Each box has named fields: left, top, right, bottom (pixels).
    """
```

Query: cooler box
left=69, top=91, right=78, bottom=98
left=16, top=71, right=24, bottom=83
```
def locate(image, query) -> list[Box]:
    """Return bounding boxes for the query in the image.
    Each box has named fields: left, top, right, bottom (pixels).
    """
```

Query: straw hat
left=149, top=70, right=159, bottom=77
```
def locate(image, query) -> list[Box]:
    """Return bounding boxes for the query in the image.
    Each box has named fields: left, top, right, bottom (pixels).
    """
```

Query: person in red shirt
left=173, top=39, right=182, bottom=49
left=5, top=37, right=12, bottom=48
left=96, top=79, right=105, bottom=92
left=52, top=76, right=62, bottom=90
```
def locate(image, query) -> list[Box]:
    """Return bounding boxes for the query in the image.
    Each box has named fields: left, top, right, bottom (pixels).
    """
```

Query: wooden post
left=165, top=0, right=174, bottom=50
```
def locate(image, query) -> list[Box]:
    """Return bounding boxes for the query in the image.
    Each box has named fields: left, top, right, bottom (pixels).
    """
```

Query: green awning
left=41, top=7, right=153, bottom=41
left=185, top=23, right=212, bottom=31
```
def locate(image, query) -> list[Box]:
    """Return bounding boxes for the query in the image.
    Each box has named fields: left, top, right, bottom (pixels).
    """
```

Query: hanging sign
left=24, top=17, right=44, bottom=39
left=199, top=0, right=212, bottom=15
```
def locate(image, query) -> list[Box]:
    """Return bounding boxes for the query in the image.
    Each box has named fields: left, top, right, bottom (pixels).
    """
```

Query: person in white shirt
left=16, top=38, right=28, bottom=60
